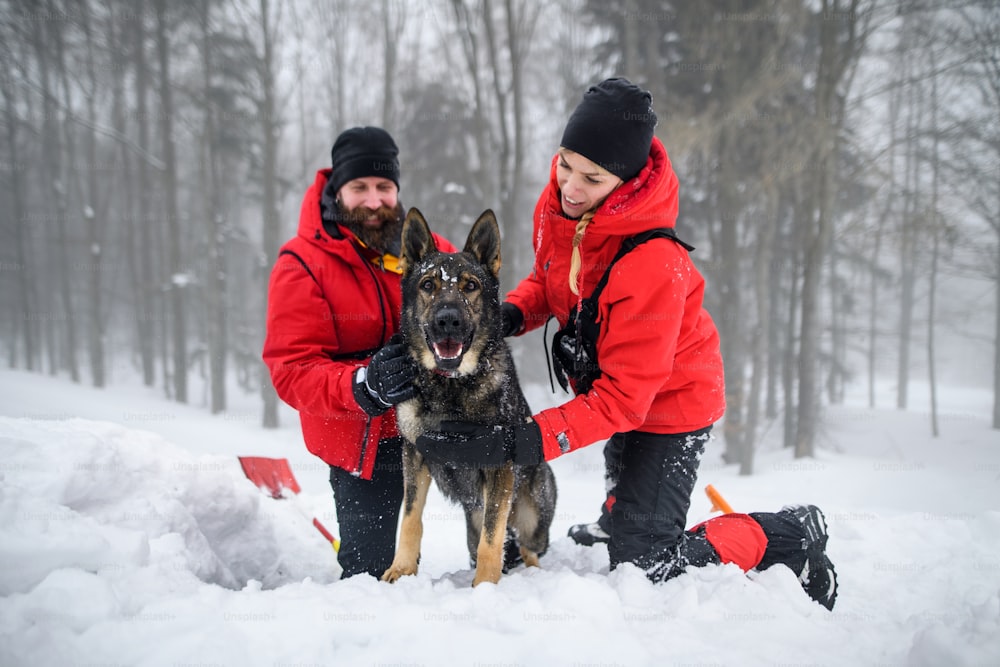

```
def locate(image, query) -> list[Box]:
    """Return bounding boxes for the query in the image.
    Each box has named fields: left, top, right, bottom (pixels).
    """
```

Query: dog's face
left=400, top=208, right=503, bottom=377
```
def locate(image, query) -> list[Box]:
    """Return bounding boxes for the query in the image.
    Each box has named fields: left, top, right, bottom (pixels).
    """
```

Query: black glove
left=415, top=419, right=544, bottom=467
left=500, top=302, right=524, bottom=338
left=352, top=339, right=418, bottom=417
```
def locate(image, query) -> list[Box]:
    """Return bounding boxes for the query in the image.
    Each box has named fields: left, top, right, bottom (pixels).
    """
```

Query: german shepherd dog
left=381, top=208, right=557, bottom=586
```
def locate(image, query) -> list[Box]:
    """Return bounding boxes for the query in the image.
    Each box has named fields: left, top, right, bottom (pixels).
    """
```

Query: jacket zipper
left=352, top=243, right=390, bottom=475
left=354, top=244, right=390, bottom=347
left=354, top=417, right=373, bottom=477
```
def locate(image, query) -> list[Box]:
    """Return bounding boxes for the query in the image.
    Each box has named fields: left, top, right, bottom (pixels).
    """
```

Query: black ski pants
left=601, top=428, right=808, bottom=582
left=329, top=436, right=404, bottom=579
left=606, top=428, right=718, bottom=578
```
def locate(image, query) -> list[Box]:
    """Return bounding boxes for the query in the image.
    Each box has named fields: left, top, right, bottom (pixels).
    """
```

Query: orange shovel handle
left=705, top=484, right=734, bottom=514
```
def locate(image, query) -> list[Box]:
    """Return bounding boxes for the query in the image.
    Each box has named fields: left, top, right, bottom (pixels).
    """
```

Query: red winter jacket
left=506, top=137, right=726, bottom=461
left=262, top=169, right=456, bottom=479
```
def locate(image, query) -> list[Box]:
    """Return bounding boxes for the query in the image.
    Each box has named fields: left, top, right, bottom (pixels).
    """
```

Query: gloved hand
left=500, top=302, right=524, bottom=338
left=353, top=337, right=418, bottom=417
left=415, top=419, right=544, bottom=467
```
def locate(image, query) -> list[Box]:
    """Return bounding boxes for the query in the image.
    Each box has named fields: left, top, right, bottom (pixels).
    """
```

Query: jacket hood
left=298, top=169, right=340, bottom=244
left=542, top=136, right=678, bottom=238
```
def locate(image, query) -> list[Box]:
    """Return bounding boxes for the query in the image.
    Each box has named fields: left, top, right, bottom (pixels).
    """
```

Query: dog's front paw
left=472, top=569, right=502, bottom=587
left=472, top=550, right=503, bottom=587
left=381, top=560, right=418, bottom=583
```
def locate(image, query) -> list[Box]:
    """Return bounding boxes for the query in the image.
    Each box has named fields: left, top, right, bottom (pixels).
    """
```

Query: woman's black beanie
left=560, top=77, right=657, bottom=181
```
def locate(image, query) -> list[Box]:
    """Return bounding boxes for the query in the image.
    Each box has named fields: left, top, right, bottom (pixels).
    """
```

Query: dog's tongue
left=433, top=339, right=464, bottom=360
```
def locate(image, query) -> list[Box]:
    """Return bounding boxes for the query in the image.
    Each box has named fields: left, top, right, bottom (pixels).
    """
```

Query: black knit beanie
left=328, top=126, right=401, bottom=196
left=560, top=78, right=657, bottom=181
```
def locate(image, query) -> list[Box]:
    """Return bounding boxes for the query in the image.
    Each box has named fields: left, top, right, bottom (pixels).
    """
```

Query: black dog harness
left=548, top=227, right=695, bottom=394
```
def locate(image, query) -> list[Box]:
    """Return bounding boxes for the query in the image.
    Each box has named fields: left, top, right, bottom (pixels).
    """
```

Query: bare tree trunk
left=896, top=221, right=915, bottom=411
left=994, top=216, right=1000, bottom=429
left=133, top=0, right=157, bottom=387
left=380, top=0, right=405, bottom=128
left=621, top=0, right=639, bottom=82
left=743, top=191, right=779, bottom=475
left=927, top=47, right=940, bottom=438
left=315, top=1, right=348, bottom=133
left=952, top=4, right=1000, bottom=429
left=867, top=204, right=886, bottom=409
left=502, top=0, right=537, bottom=277
left=897, top=58, right=921, bottom=411
left=868, top=29, right=908, bottom=409
left=766, top=229, right=782, bottom=420
left=450, top=0, right=496, bottom=210
left=289, top=3, right=309, bottom=187
left=3, top=71, right=38, bottom=371
left=80, top=1, right=106, bottom=388
left=868, top=91, right=900, bottom=408
left=50, top=2, right=80, bottom=383
left=110, top=3, right=134, bottom=385
left=927, top=220, right=940, bottom=436
left=259, top=0, right=281, bottom=428
left=795, top=0, right=863, bottom=458
left=29, top=2, right=55, bottom=376
left=482, top=0, right=512, bottom=222
left=826, top=243, right=844, bottom=404
left=795, top=164, right=828, bottom=458
left=783, top=256, right=800, bottom=450
left=154, top=0, right=187, bottom=403
left=994, top=172, right=1000, bottom=430
left=718, top=127, right=745, bottom=464
left=198, top=0, right=226, bottom=414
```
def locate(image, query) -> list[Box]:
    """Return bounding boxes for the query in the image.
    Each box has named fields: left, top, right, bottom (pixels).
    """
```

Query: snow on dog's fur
left=381, top=208, right=557, bottom=586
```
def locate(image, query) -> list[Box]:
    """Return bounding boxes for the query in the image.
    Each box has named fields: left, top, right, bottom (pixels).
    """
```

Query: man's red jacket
left=262, top=169, right=456, bottom=479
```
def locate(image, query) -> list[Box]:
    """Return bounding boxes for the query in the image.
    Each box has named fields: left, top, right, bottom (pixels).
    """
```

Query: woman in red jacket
left=417, top=80, right=837, bottom=609
left=263, top=127, right=455, bottom=579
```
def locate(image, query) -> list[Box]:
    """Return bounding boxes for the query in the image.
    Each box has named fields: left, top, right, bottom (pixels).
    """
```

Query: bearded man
left=263, top=127, right=457, bottom=578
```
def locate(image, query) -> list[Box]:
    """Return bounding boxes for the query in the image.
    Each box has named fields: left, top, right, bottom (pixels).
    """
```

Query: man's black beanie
left=328, top=126, right=401, bottom=196
left=559, top=78, right=657, bottom=181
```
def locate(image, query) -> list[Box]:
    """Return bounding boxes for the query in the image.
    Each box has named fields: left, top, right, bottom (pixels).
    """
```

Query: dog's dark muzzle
left=426, top=304, right=473, bottom=371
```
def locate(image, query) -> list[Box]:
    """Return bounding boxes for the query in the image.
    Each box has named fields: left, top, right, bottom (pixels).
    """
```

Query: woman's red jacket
left=506, top=138, right=726, bottom=460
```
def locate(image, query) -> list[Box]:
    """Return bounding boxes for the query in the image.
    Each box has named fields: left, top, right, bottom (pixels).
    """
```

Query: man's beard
left=338, top=201, right=404, bottom=254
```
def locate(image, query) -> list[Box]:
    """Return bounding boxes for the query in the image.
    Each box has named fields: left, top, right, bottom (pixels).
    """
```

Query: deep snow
left=1, top=368, right=998, bottom=667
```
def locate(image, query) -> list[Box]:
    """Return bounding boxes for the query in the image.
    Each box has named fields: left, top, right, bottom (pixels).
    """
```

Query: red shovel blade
left=238, top=456, right=302, bottom=498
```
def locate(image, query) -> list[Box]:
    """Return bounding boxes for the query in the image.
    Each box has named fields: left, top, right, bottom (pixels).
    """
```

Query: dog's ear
left=464, top=209, right=502, bottom=277
left=401, top=207, right=436, bottom=273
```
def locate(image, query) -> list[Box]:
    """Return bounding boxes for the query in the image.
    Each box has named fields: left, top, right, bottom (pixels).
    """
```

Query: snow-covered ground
left=1, top=368, right=998, bottom=666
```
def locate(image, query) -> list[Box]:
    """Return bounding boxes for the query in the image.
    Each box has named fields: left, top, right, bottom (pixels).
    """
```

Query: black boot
left=781, top=505, right=839, bottom=610
left=567, top=521, right=611, bottom=546
left=570, top=435, right=625, bottom=548
left=751, top=505, right=838, bottom=610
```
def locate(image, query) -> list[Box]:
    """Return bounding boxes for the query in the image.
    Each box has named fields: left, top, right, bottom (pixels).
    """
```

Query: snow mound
left=0, top=417, right=338, bottom=596
left=2, top=371, right=1000, bottom=666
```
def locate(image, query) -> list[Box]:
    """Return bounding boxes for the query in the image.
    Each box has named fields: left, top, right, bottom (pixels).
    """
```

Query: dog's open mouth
left=427, top=334, right=472, bottom=373
left=432, top=338, right=465, bottom=361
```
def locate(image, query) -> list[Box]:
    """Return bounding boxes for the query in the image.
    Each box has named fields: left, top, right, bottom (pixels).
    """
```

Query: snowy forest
left=1, top=0, right=997, bottom=474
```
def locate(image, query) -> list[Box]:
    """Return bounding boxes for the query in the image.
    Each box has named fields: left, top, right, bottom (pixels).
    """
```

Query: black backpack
left=549, top=228, right=695, bottom=394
